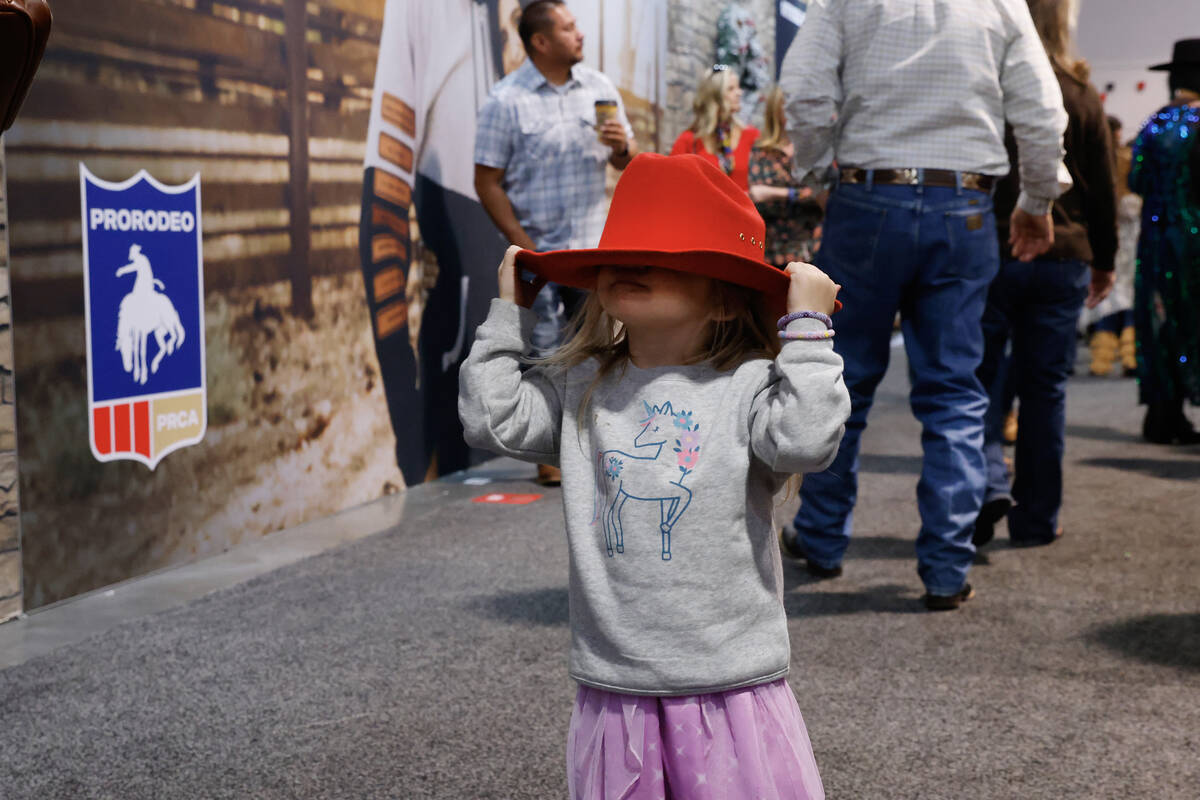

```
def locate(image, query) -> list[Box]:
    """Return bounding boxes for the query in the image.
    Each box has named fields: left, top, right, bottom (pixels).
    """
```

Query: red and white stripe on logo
left=93, top=401, right=152, bottom=459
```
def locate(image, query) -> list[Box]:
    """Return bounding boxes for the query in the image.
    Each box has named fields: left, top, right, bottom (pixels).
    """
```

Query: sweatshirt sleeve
left=457, top=298, right=563, bottom=465
left=747, top=318, right=851, bottom=475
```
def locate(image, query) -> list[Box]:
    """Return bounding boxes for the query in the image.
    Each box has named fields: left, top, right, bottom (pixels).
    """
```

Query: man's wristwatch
left=614, top=141, right=629, bottom=158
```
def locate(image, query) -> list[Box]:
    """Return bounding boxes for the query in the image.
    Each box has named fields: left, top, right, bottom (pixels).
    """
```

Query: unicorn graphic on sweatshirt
left=595, top=400, right=702, bottom=561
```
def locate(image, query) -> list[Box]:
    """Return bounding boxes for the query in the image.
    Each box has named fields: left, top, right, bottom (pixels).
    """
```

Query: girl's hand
left=497, top=245, right=546, bottom=308
left=785, top=261, right=840, bottom=316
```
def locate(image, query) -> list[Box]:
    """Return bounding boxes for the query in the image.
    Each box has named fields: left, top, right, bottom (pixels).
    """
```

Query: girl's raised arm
left=457, top=248, right=563, bottom=464
left=748, top=262, right=850, bottom=474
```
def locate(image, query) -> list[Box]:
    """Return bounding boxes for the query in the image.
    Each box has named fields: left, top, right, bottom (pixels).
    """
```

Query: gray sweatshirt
left=459, top=299, right=850, bottom=695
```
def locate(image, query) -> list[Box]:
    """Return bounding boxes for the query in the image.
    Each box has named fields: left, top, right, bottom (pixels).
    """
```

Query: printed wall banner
left=4, top=0, right=667, bottom=610
left=7, top=2, right=406, bottom=611
left=80, top=165, right=206, bottom=470
left=361, top=0, right=668, bottom=486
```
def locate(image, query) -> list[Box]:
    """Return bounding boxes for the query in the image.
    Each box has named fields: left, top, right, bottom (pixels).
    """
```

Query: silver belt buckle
left=896, top=168, right=919, bottom=185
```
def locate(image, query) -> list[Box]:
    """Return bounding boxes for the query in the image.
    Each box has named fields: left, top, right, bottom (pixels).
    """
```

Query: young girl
left=459, top=153, right=849, bottom=800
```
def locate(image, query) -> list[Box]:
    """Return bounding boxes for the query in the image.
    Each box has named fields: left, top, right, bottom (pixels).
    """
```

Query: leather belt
left=839, top=167, right=996, bottom=193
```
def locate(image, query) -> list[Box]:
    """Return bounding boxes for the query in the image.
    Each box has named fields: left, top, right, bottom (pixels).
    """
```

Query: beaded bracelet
left=777, top=310, right=833, bottom=330
left=779, top=329, right=835, bottom=341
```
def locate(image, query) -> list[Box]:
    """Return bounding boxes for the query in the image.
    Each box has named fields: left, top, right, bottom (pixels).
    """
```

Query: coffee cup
left=594, top=99, right=618, bottom=140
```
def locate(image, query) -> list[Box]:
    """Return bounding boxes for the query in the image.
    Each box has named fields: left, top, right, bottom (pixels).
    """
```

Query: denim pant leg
left=1007, top=260, right=1089, bottom=541
left=793, top=188, right=901, bottom=569
left=1094, top=308, right=1134, bottom=334
left=977, top=272, right=1019, bottom=502
left=902, top=193, right=998, bottom=594
left=793, top=285, right=898, bottom=567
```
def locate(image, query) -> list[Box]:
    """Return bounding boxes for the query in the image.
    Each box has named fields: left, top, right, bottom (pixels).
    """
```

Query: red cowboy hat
left=515, top=152, right=839, bottom=317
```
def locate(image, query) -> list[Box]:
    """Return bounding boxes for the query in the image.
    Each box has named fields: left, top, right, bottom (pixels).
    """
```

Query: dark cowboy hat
left=1149, top=38, right=1200, bottom=71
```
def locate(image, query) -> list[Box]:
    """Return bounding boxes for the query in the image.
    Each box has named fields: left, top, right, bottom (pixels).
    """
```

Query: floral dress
left=747, top=147, right=823, bottom=267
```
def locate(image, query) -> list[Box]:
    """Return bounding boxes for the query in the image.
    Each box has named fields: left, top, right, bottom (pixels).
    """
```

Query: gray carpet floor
left=2, top=345, right=1198, bottom=799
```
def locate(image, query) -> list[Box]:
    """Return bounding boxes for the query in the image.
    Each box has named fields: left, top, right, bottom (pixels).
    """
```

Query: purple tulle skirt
left=566, top=678, right=825, bottom=800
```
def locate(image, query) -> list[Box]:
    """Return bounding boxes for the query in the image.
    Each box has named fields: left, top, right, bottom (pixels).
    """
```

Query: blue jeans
left=977, top=259, right=1089, bottom=543
left=1094, top=308, right=1133, bottom=334
left=792, top=180, right=999, bottom=596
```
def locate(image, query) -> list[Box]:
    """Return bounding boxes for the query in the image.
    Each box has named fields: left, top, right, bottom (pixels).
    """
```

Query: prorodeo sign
left=87, top=207, right=198, bottom=233
left=80, top=165, right=207, bottom=470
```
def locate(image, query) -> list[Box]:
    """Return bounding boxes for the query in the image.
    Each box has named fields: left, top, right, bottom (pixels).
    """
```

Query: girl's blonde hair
left=756, top=85, right=788, bottom=152
left=543, top=275, right=780, bottom=414
left=1026, top=0, right=1089, bottom=82
left=689, top=68, right=738, bottom=140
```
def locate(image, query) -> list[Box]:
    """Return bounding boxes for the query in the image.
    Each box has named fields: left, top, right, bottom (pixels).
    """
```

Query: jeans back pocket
left=942, top=201, right=998, bottom=279
left=818, top=192, right=888, bottom=279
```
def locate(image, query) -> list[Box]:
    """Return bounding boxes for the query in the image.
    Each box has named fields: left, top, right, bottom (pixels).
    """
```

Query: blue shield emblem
left=80, top=165, right=206, bottom=469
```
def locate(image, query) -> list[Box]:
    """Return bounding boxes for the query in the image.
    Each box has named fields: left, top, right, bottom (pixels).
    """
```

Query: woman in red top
left=670, top=64, right=760, bottom=192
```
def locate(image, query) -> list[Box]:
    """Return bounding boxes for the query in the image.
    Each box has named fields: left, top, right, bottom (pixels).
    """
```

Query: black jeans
left=977, top=258, right=1089, bottom=542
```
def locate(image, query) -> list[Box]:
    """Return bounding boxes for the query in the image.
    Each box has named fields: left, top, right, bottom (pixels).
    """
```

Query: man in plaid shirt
left=474, top=0, right=636, bottom=331
left=474, top=0, right=636, bottom=485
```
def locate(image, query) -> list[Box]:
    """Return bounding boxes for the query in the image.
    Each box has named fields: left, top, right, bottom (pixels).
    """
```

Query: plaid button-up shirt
left=781, top=0, right=1070, bottom=212
left=475, top=60, right=633, bottom=251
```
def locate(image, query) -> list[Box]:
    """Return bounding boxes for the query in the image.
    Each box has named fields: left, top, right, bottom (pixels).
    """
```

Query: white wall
left=1076, top=0, right=1200, bottom=139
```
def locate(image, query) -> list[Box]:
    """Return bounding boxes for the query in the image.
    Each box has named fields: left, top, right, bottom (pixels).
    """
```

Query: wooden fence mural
left=5, top=0, right=384, bottom=326
left=2, top=0, right=676, bottom=609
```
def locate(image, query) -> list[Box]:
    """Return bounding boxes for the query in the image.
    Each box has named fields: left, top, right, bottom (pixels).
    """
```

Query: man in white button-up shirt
left=778, top=0, right=1069, bottom=610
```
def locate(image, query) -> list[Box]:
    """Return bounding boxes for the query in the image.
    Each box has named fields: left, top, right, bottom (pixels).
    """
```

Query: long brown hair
left=756, top=85, right=789, bottom=152
left=1026, top=0, right=1089, bottom=82
left=542, top=276, right=780, bottom=418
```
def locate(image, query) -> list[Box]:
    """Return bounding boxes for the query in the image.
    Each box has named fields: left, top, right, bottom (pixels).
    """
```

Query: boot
left=536, top=464, right=562, bottom=486
left=1143, top=398, right=1200, bottom=444
left=1119, top=327, right=1138, bottom=376
left=1143, top=399, right=1172, bottom=443
left=1089, top=330, right=1119, bottom=376
left=1171, top=401, right=1200, bottom=445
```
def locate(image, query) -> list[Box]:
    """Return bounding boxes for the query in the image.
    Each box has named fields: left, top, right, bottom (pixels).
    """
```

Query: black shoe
left=1173, top=413, right=1200, bottom=445
left=1143, top=401, right=1172, bottom=443
left=1143, top=400, right=1200, bottom=444
left=923, top=583, right=975, bottom=611
left=779, top=528, right=844, bottom=579
left=778, top=526, right=805, bottom=559
left=972, top=496, right=1012, bottom=547
left=805, top=561, right=844, bottom=579
left=1011, top=526, right=1063, bottom=548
